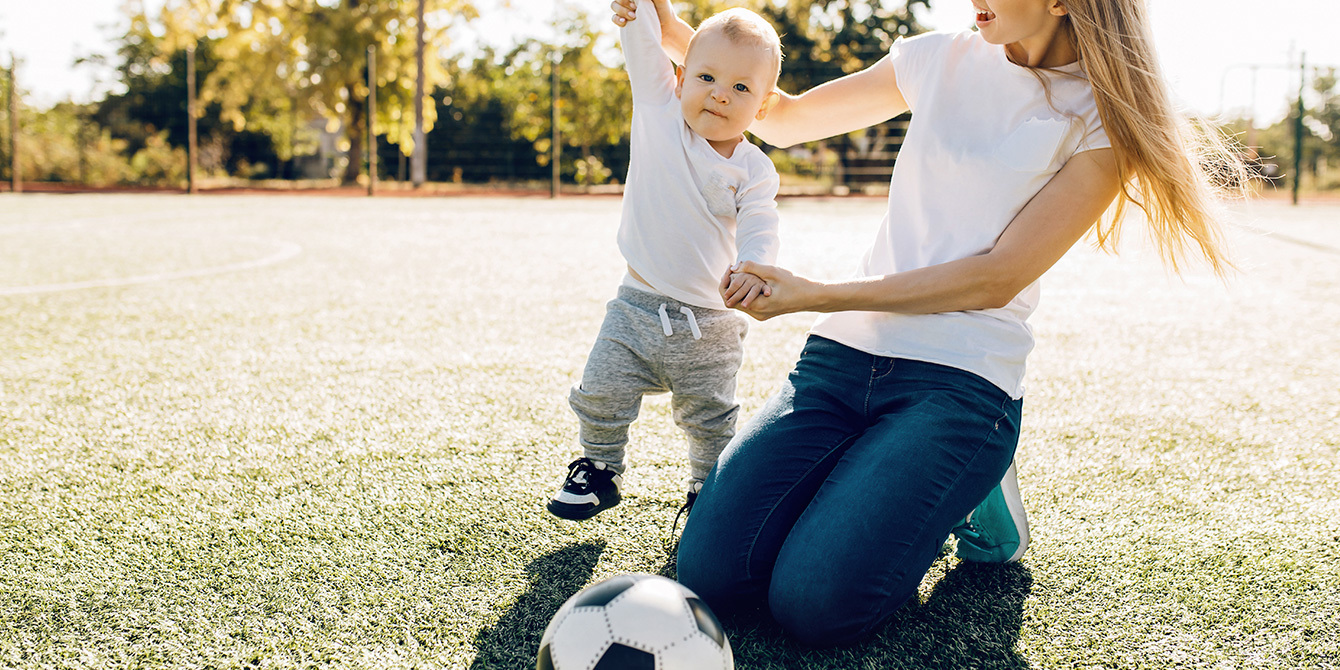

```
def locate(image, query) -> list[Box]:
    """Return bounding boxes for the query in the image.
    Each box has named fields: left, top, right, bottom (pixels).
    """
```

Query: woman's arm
left=611, top=0, right=907, bottom=148
left=727, top=149, right=1122, bottom=318
left=750, top=57, right=908, bottom=148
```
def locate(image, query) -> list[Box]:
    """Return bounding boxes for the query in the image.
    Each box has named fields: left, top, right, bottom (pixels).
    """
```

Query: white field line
left=0, top=236, right=304, bottom=296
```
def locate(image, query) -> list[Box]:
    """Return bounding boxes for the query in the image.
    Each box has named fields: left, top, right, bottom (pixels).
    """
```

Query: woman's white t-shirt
left=809, top=30, right=1111, bottom=399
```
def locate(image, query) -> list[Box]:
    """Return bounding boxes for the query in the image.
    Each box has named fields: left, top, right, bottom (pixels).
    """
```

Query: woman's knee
left=767, top=564, right=918, bottom=647
left=676, top=534, right=758, bottom=617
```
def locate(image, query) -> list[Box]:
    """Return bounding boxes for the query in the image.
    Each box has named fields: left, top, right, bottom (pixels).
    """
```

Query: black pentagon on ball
left=536, top=643, right=555, bottom=670
left=569, top=574, right=640, bottom=609
left=592, top=643, right=656, bottom=670
left=685, top=597, right=726, bottom=646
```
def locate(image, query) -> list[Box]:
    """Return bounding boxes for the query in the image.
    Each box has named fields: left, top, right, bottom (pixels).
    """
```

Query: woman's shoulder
left=896, top=29, right=982, bottom=50
left=892, top=29, right=990, bottom=65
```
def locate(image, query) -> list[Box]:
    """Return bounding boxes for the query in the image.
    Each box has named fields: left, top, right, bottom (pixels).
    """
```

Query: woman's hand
left=720, top=261, right=824, bottom=321
left=720, top=270, right=772, bottom=308
left=611, top=0, right=635, bottom=26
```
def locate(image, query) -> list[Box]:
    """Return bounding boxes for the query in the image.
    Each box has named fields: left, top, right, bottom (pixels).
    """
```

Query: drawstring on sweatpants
left=680, top=306, right=702, bottom=340
left=657, top=303, right=703, bottom=340
left=658, top=304, right=673, bottom=336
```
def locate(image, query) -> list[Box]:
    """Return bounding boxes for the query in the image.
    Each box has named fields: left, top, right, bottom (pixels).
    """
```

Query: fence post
left=187, top=44, right=198, bottom=194
left=367, top=45, right=377, bottom=197
left=1292, top=53, right=1304, bottom=206
left=8, top=54, right=20, bottom=194
left=550, top=44, right=560, bottom=199
left=411, top=0, right=427, bottom=187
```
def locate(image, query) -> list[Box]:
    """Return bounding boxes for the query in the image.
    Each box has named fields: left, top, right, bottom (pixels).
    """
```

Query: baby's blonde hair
left=686, top=8, right=783, bottom=86
left=1061, top=0, right=1250, bottom=276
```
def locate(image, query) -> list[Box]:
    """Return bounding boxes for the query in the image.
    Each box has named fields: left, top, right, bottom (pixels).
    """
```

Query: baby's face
left=675, top=30, right=777, bottom=147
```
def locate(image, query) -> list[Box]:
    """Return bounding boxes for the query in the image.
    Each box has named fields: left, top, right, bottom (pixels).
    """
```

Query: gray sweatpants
left=570, top=285, right=748, bottom=483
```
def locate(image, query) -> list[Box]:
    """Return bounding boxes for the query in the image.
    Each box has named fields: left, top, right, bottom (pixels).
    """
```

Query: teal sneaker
left=953, top=460, right=1029, bottom=563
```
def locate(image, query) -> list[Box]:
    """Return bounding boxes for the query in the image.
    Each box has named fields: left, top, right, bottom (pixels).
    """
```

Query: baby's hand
left=611, top=0, right=637, bottom=26
left=720, top=270, right=771, bottom=308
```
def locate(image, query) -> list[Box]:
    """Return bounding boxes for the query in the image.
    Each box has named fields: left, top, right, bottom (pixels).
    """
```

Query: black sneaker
left=546, top=458, right=623, bottom=520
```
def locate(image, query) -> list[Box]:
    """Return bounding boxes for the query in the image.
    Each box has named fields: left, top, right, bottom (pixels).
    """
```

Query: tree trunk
left=342, top=82, right=365, bottom=185
left=411, top=0, right=427, bottom=186
left=342, top=0, right=366, bottom=185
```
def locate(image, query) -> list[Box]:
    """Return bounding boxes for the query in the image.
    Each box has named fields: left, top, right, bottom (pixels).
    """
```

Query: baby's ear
left=674, top=63, right=685, bottom=98
left=755, top=90, right=781, bottom=121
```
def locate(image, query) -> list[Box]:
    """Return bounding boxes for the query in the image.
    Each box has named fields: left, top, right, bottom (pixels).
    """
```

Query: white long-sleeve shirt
left=616, top=7, right=781, bottom=310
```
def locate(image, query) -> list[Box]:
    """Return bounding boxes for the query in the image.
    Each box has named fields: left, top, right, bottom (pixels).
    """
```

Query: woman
left=613, top=0, right=1248, bottom=646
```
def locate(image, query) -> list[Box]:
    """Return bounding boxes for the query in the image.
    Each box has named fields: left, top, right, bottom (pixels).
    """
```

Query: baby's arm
left=734, top=163, right=781, bottom=264
left=620, top=0, right=676, bottom=104
left=612, top=0, right=692, bottom=64
left=727, top=159, right=781, bottom=308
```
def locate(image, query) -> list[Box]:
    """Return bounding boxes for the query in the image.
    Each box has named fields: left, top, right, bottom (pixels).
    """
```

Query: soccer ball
left=537, top=573, right=733, bottom=670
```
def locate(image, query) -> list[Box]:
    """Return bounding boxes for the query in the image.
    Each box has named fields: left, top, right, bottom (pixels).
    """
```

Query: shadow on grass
left=725, top=561, right=1035, bottom=670
left=469, top=541, right=606, bottom=670
left=467, top=541, right=1029, bottom=670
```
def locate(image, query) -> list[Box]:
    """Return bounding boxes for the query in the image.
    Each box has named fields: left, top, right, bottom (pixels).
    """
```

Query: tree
left=411, top=0, right=427, bottom=185
left=489, top=11, right=631, bottom=185
left=767, top=0, right=930, bottom=91
left=1, top=62, right=10, bottom=183
left=758, top=0, right=931, bottom=185
left=428, top=47, right=554, bottom=183
left=1228, top=69, right=1340, bottom=193
left=154, top=0, right=476, bottom=183
left=97, top=4, right=288, bottom=178
left=1307, top=68, right=1340, bottom=174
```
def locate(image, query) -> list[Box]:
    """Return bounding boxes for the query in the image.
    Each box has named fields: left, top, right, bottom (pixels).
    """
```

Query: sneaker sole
left=546, top=495, right=621, bottom=521
left=997, top=460, right=1030, bottom=563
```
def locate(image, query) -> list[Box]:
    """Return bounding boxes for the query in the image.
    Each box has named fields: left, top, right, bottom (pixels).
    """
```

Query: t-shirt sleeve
left=734, top=154, right=781, bottom=266
left=1075, top=114, right=1112, bottom=153
left=620, top=2, right=676, bottom=105
left=888, top=31, right=951, bottom=111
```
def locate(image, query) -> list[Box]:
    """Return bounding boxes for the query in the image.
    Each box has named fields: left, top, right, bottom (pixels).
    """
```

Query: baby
left=547, top=0, right=785, bottom=521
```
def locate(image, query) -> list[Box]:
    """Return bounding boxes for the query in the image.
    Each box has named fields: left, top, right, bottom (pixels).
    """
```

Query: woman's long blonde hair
left=1061, top=0, right=1250, bottom=276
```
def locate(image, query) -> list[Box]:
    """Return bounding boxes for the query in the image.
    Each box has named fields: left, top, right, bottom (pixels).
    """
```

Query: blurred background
left=1, top=0, right=1337, bottom=197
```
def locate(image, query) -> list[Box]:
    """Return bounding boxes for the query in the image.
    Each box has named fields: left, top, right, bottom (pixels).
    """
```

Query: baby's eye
left=698, top=74, right=714, bottom=83
left=734, top=83, right=750, bottom=93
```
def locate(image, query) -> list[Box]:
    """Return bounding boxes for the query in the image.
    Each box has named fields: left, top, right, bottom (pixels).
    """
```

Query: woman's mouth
left=975, top=9, right=996, bottom=25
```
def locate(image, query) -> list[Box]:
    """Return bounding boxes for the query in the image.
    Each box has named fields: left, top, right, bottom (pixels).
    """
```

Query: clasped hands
left=719, top=261, right=809, bottom=320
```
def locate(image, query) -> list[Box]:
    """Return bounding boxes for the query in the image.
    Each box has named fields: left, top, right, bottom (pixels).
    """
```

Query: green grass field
left=1, top=193, right=1337, bottom=669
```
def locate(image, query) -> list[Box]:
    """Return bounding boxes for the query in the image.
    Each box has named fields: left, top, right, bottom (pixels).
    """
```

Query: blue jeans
left=677, top=336, right=1023, bottom=647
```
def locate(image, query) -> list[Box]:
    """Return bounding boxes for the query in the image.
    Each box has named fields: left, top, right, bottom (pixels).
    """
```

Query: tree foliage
left=14, top=102, right=187, bottom=186
left=486, top=11, right=630, bottom=180
left=26, top=0, right=950, bottom=186
left=1226, top=69, right=1340, bottom=191
left=440, top=0, right=932, bottom=185
left=152, top=0, right=477, bottom=182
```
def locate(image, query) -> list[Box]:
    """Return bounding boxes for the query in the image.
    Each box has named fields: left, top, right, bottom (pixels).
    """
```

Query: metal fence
left=0, top=26, right=919, bottom=197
